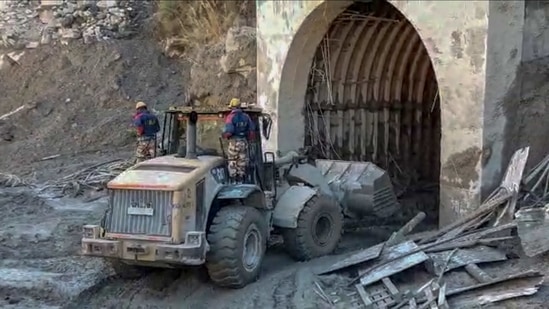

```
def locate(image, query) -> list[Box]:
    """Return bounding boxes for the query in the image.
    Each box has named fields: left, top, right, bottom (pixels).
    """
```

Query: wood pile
left=317, top=147, right=547, bottom=309
left=39, top=159, right=132, bottom=196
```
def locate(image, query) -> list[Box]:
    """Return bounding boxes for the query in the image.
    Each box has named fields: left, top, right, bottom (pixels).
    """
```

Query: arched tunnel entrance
left=302, top=1, right=441, bottom=222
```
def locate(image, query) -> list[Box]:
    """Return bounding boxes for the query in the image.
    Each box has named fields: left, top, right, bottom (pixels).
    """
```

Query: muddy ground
left=0, top=183, right=393, bottom=309
left=0, top=37, right=189, bottom=179
left=1, top=179, right=549, bottom=309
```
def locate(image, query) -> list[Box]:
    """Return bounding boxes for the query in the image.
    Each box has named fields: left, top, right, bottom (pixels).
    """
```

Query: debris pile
left=317, top=147, right=547, bottom=309
left=39, top=159, right=132, bottom=196
left=0, top=172, right=29, bottom=187
left=0, top=158, right=131, bottom=196
left=0, top=0, right=139, bottom=48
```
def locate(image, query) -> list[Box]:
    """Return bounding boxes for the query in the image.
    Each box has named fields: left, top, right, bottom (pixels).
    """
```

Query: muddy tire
left=206, top=206, right=267, bottom=289
left=109, top=260, right=151, bottom=279
left=282, top=195, right=343, bottom=261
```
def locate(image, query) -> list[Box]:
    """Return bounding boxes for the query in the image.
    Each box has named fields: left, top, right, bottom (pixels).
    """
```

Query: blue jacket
left=223, top=109, right=256, bottom=139
left=133, top=110, right=160, bottom=137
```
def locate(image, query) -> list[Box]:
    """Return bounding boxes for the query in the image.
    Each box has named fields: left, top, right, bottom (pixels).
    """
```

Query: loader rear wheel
left=206, top=206, right=267, bottom=289
left=282, top=195, right=343, bottom=261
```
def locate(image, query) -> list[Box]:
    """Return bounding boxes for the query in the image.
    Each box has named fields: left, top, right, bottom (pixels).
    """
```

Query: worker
left=133, top=101, right=160, bottom=163
left=222, top=98, right=256, bottom=183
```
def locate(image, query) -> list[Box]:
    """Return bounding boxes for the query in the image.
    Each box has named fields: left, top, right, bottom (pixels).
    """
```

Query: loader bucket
left=315, top=160, right=400, bottom=219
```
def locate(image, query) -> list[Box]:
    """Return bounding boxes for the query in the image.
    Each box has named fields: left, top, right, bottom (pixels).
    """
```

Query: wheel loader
left=81, top=105, right=400, bottom=288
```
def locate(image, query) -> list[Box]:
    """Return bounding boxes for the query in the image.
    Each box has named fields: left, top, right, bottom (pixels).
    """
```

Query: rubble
left=317, top=146, right=548, bottom=309
left=38, top=159, right=132, bottom=196
left=0, top=0, right=138, bottom=48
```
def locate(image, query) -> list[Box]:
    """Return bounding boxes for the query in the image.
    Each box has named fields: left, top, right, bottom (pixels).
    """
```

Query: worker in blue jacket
left=133, top=101, right=160, bottom=163
left=222, top=98, right=256, bottom=183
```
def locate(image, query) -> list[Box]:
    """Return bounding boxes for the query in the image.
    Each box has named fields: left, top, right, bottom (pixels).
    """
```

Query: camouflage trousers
left=227, top=138, right=249, bottom=181
left=135, top=136, right=156, bottom=163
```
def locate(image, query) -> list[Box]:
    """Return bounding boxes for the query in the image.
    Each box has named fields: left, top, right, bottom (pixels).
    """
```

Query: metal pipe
left=185, top=111, right=198, bottom=159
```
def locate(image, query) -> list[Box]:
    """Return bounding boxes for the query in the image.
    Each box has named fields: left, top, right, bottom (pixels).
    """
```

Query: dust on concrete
left=502, top=56, right=549, bottom=174
left=441, top=146, right=482, bottom=187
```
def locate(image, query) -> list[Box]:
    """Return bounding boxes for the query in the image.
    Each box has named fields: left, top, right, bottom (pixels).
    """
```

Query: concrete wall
left=257, top=0, right=492, bottom=225
left=523, top=1, right=549, bottom=62
left=500, top=1, right=549, bottom=174
left=481, top=1, right=525, bottom=197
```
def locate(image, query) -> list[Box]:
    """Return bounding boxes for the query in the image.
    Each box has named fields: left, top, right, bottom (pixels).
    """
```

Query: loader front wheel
left=206, top=206, right=267, bottom=289
left=282, top=195, right=343, bottom=261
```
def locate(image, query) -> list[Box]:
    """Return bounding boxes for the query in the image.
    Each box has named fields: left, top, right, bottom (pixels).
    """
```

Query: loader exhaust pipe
left=185, top=111, right=198, bottom=159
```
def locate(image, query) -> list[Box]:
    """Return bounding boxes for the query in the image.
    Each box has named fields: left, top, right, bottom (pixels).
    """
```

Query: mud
left=0, top=188, right=109, bottom=308
left=0, top=184, right=394, bottom=309
left=2, top=183, right=549, bottom=308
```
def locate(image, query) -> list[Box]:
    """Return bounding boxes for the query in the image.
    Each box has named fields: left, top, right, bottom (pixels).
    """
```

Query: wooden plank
left=464, top=263, right=492, bottom=283
left=409, top=298, right=417, bottom=309
left=424, top=236, right=514, bottom=253
left=446, top=270, right=542, bottom=297
left=355, top=284, right=374, bottom=308
left=350, top=224, right=515, bottom=289
left=418, top=189, right=512, bottom=244
left=382, top=277, right=399, bottom=295
left=438, top=211, right=491, bottom=242
left=494, top=147, right=529, bottom=226
left=515, top=205, right=549, bottom=257
left=386, top=212, right=426, bottom=247
left=419, top=287, right=438, bottom=309
left=393, top=279, right=434, bottom=309
left=359, top=250, right=429, bottom=286
left=425, top=245, right=507, bottom=276
left=447, top=275, right=544, bottom=308
left=423, top=223, right=516, bottom=254
left=358, top=241, right=421, bottom=277
left=317, top=242, right=385, bottom=275
left=437, top=284, right=447, bottom=307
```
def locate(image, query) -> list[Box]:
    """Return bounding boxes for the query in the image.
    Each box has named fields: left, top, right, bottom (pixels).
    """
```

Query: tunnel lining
left=302, top=1, right=441, bottom=219
left=305, top=1, right=441, bottom=183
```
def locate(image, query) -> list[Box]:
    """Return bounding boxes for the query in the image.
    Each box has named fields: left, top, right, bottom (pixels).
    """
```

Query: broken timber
left=358, top=241, right=429, bottom=286
left=425, top=245, right=507, bottom=276
left=319, top=212, right=427, bottom=275
left=447, top=271, right=544, bottom=308
left=386, top=212, right=426, bottom=247
left=464, top=263, right=492, bottom=283
left=317, top=242, right=385, bottom=275
left=493, top=147, right=530, bottom=227
left=354, top=277, right=402, bottom=308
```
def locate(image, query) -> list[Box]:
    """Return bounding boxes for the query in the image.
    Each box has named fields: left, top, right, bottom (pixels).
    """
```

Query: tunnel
left=300, top=1, right=441, bottom=222
left=303, top=1, right=441, bottom=220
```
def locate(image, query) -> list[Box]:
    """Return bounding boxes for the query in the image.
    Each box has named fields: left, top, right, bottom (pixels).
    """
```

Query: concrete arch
left=276, top=0, right=444, bottom=153
left=305, top=1, right=439, bottom=177
left=257, top=0, right=490, bottom=225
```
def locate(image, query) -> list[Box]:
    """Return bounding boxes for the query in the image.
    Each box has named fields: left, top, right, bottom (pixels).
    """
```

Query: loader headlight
left=83, top=225, right=100, bottom=239
left=185, top=232, right=202, bottom=246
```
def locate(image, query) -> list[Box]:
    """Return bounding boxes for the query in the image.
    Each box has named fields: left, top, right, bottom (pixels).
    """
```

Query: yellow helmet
left=135, top=101, right=147, bottom=109
left=228, top=98, right=241, bottom=108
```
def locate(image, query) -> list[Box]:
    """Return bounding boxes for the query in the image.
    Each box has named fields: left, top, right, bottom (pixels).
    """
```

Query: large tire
left=206, top=206, right=267, bottom=288
left=282, top=195, right=343, bottom=261
left=109, top=259, right=151, bottom=279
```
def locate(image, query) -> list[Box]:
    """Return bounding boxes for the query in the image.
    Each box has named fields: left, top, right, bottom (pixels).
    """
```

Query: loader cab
left=157, top=105, right=276, bottom=191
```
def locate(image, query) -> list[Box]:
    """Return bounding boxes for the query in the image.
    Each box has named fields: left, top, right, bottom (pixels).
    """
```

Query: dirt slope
left=0, top=37, right=188, bottom=178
